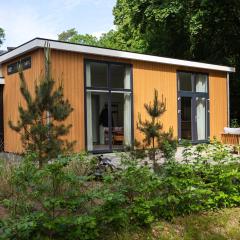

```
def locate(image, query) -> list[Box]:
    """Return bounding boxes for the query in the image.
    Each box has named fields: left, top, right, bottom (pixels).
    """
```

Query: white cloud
left=0, top=5, right=59, bottom=49
left=0, top=0, right=116, bottom=50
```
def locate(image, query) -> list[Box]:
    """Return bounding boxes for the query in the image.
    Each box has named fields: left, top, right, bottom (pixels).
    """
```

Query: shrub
left=1, top=141, right=240, bottom=238
left=0, top=154, right=99, bottom=240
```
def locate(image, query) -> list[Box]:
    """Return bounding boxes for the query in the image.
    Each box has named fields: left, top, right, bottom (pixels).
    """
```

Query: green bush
left=0, top=153, right=99, bottom=240
left=1, top=141, right=240, bottom=239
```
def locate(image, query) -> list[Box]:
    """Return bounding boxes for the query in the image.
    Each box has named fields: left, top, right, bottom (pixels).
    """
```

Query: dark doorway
left=0, top=86, right=3, bottom=151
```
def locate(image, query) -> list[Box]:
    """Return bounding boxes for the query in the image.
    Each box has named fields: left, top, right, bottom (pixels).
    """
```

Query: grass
left=112, top=208, right=240, bottom=240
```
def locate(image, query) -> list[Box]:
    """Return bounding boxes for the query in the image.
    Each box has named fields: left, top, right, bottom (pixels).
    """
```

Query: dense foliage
left=1, top=141, right=240, bottom=239
left=58, top=28, right=131, bottom=51
left=113, top=0, right=240, bottom=120
left=58, top=0, right=240, bottom=120
left=9, top=44, right=75, bottom=168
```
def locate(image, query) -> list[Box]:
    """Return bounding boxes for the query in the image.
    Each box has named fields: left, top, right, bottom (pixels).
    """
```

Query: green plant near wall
left=137, top=89, right=166, bottom=167
left=8, top=42, right=75, bottom=168
left=231, top=118, right=240, bottom=128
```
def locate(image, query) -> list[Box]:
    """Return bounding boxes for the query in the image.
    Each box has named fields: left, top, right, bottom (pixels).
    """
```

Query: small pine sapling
left=137, top=89, right=166, bottom=169
left=9, top=42, right=75, bottom=168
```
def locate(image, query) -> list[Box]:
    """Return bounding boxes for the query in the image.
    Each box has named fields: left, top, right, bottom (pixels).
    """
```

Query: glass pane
left=111, top=93, right=132, bottom=149
left=178, top=72, right=192, bottom=91
left=86, top=91, right=110, bottom=151
left=86, top=62, right=108, bottom=88
left=181, top=97, right=192, bottom=140
left=196, top=97, right=207, bottom=140
left=110, top=64, right=131, bottom=89
left=195, top=74, right=208, bottom=92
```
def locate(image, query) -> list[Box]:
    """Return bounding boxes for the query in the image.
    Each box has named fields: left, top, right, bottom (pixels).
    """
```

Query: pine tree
left=137, top=89, right=166, bottom=167
left=9, top=43, right=75, bottom=168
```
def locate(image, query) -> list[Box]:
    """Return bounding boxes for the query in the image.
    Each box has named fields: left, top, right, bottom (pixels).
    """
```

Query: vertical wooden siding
left=2, top=49, right=228, bottom=153
left=209, top=71, right=228, bottom=139
left=2, top=49, right=44, bottom=153
left=50, top=50, right=85, bottom=151
left=132, top=60, right=178, bottom=142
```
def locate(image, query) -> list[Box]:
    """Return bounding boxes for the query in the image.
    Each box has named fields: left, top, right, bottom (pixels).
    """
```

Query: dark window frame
left=177, top=70, right=210, bottom=143
left=7, top=56, right=32, bottom=75
left=84, top=59, right=134, bottom=153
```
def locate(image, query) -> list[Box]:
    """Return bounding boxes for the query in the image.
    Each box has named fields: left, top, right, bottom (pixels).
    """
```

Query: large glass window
left=178, top=71, right=209, bottom=142
left=85, top=60, right=132, bottom=152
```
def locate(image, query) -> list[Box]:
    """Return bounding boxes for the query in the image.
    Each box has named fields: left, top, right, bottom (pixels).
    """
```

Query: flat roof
left=0, top=37, right=235, bottom=72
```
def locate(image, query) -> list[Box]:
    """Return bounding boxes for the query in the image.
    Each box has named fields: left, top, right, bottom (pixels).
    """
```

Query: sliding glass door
left=85, top=60, right=133, bottom=152
left=178, top=72, right=209, bottom=142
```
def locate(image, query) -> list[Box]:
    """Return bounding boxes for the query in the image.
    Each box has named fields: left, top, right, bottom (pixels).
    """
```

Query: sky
left=0, top=0, right=116, bottom=50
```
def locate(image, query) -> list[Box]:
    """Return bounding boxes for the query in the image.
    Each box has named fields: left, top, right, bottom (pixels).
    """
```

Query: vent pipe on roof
left=7, top=47, right=16, bottom=51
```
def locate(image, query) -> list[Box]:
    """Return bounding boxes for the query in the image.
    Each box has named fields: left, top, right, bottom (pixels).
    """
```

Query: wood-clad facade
left=0, top=47, right=229, bottom=153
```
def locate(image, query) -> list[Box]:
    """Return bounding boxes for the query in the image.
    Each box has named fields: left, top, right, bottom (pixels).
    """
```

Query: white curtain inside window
left=124, top=67, right=131, bottom=89
left=196, top=74, right=207, bottom=92
left=124, top=93, right=131, bottom=146
left=86, top=63, right=93, bottom=151
left=86, top=63, right=91, bottom=87
left=196, top=98, right=206, bottom=140
left=124, top=67, right=131, bottom=146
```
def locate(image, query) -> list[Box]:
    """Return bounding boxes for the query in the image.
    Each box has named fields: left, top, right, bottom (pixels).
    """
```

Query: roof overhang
left=0, top=38, right=236, bottom=73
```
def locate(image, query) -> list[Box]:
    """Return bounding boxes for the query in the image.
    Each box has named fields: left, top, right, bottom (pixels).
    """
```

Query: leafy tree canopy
left=59, top=1, right=240, bottom=119
left=58, top=28, right=145, bottom=52
left=113, top=0, right=240, bottom=120
left=113, top=0, right=240, bottom=64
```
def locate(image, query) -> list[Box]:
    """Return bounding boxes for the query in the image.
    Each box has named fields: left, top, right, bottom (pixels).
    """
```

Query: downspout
left=227, top=72, right=230, bottom=127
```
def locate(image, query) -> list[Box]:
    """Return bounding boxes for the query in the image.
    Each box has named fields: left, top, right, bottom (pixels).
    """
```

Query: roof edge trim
left=0, top=38, right=236, bottom=73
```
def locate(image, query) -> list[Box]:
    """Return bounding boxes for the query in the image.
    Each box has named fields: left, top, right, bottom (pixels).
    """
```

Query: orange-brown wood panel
left=51, top=50, right=85, bottom=151
left=209, top=71, right=228, bottom=139
left=2, top=48, right=228, bottom=153
left=132, top=61, right=178, bottom=142
left=2, top=49, right=44, bottom=153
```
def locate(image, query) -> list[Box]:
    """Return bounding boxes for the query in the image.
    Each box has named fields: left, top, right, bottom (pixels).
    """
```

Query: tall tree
left=9, top=43, right=75, bottom=167
left=57, top=28, right=143, bottom=52
left=113, top=0, right=240, bottom=120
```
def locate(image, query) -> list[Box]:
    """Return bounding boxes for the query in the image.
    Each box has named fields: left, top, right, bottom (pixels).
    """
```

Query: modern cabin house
left=0, top=38, right=236, bottom=153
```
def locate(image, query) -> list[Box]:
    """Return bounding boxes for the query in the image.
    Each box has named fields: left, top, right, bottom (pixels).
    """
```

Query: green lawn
left=113, top=208, right=240, bottom=240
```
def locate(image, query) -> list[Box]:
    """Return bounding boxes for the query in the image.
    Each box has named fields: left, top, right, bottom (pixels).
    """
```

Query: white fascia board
left=0, top=39, right=42, bottom=63
left=0, top=38, right=236, bottom=73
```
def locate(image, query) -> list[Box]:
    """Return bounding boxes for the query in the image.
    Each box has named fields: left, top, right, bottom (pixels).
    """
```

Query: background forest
left=57, top=0, right=240, bottom=121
